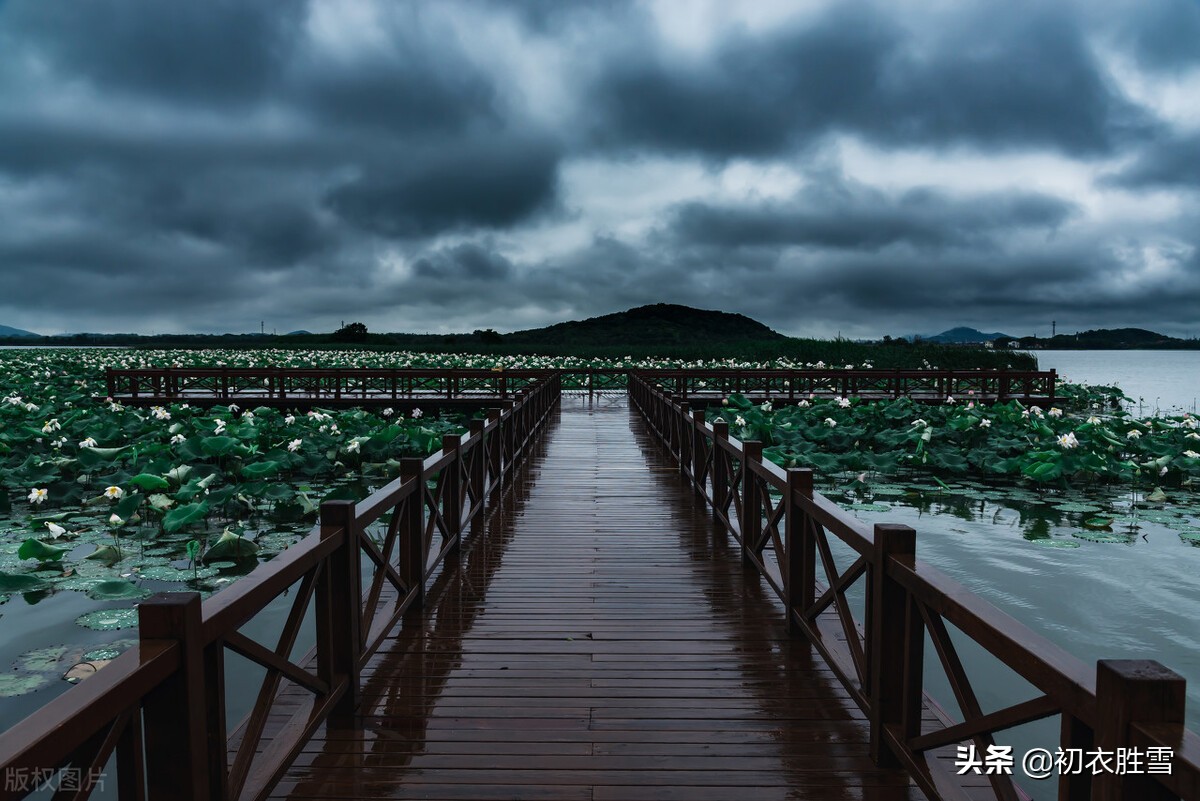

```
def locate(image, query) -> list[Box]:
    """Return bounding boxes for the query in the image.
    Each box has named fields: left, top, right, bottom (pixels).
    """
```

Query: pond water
left=1033, top=349, right=1200, bottom=416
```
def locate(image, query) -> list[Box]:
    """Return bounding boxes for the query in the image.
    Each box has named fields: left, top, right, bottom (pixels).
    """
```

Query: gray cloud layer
left=0, top=0, right=1197, bottom=338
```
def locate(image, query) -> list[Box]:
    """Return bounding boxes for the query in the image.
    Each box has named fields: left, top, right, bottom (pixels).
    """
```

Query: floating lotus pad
left=75, top=607, right=140, bottom=631
left=86, top=579, right=149, bottom=601
left=83, top=640, right=135, bottom=662
left=0, top=573, right=49, bottom=593
left=1052, top=502, right=1105, bottom=513
left=1071, top=531, right=1135, bottom=544
left=848, top=503, right=892, bottom=512
left=1031, top=539, right=1082, bottom=548
left=0, top=673, right=53, bottom=698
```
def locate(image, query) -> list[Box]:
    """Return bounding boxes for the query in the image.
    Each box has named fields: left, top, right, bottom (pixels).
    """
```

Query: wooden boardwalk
left=269, top=396, right=925, bottom=801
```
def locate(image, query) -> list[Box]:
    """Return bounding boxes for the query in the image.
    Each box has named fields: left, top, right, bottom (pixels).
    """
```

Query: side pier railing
left=630, top=373, right=1198, bottom=801
left=646, top=368, right=1058, bottom=404
left=0, top=373, right=561, bottom=801
left=105, top=367, right=1057, bottom=407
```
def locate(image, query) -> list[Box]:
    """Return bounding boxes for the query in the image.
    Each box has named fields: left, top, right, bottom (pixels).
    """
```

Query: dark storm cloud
left=413, top=243, right=514, bottom=281
left=10, top=0, right=307, bottom=106
left=323, top=134, right=561, bottom=236
left=590, top=6, right=894, bottom=157
left=1108, top=133, right=1200, bottom=189
left=588, top=3, right=1151, bottom=158
left=1117, top=0, right=1200, bottom=73
left=667, top=181, right=1078, bottom=252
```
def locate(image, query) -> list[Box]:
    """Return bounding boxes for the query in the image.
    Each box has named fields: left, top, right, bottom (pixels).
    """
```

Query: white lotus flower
left=109, top=514, right=124, bottom=526
left=228, top=404, right=239, bottom=413
left=284, top=415, right=295, bottom=425
left=105, top=486, right=125, bottom=500
left=814, top=361, right=826, bottom=369
left=241, top=411, right=254, bottom=420
left=1184, top=450, right=1200, bottom=458
left=1187, top=432, right=1200, bottom=441
left=288, top=438, right=302, bottom=452
left=1048, top=407, right=1063, bottom=418
left=910, top=419, right=929, bottom=429
left=824, top=418, right=837, bottom=428
left=412, top=408, right=423, bottom=419
left=151, top=406, right=171, bottom=420
left=346, top=440, right=361, bottom=453
left=1086, top=416, right=1102, bottom=425
left=945, top=395, right=956, bottom=404
left=41, top=419, right=61, bottom=433
left=382, top=408, right=394, bottom=417
left=79, top=437, right=97, bottom=448
left=28, top=488, right=47, bottom=504
left=44, top=521, right=67, bottom=539
left=1030, top=405, right=1043, bottom=418
left=979, top=418, right=992, bottom=428
left=1127, top=429, right=1142, bottom=439
left=797, top=399, right=810, bottom=407
left=170, top=433, right=186, bottom=444
left=1057, top=432, right=1079, bottom=449
left=760, top=402, right=772, bottom=412
left=25, top=402, right=38, bottom=412
left=734, top=415, right=747, bottom=427
left=837, top=397, right=851, bottom=408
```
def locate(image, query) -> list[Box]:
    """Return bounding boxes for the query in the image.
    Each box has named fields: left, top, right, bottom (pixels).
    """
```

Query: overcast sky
left=2, top=0, right=1199, bottom=338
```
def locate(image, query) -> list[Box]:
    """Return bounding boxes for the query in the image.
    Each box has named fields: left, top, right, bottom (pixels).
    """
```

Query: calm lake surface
left=1033, top=349, right=1200, bottom=416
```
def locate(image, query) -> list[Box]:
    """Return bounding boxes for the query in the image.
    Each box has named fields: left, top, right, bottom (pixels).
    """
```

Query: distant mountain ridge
left=921, top=327, right=1012, bottom=344
left=0, top=324, right=38, bottom=337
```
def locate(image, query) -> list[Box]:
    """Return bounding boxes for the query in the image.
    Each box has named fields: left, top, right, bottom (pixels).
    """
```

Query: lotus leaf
left=17, top=538, right=67, bottom=563
left=203, top=528, right=259, bottom=562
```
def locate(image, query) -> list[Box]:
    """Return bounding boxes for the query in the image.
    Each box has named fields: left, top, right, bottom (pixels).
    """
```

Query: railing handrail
left=627, top=372, right=1197, bottom=801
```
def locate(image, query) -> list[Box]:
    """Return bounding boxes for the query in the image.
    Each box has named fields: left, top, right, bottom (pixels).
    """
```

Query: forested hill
left=504, top=304, right=784, bottom=347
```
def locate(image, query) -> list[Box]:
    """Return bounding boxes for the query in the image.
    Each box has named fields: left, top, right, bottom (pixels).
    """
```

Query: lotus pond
left=1, top=349, right=1197, bottom=736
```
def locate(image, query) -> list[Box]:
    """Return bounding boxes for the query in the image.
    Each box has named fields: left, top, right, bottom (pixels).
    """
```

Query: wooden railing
left=630, top=374, right=1198, bottom=801
left=640, top=368, right=1057, bottom=404
left=0, top=373, right=561, bottom=801
left=106, top=367, right=1058, bottom=407
left=106, top=367, right=555, bottom=402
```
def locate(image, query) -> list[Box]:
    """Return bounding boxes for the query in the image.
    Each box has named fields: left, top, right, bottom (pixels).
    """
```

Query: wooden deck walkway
left=269, top=395, right=925, bottom=801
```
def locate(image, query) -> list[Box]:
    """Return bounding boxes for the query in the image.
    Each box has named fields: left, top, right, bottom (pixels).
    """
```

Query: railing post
left=317, top=499, right=362, bottom=718
left=678, top=400, right=691, bottom=471
left=868, top=523, right=920, bottom=768
left=487, top=408, right=503, bottom=486
left=741, top=441, right=763, bottom=564
left=469, top=419, right=486, bottom=511
left=712, top=420, right=730, bottom=521
left=139, top=592, right=211, bottom=801
left=442, top=434, right=463, bottom=553
left=400, top=457, right=427, bottom=614
left=1094, top=660, right=1185, bottom=801
left=692, top=410, right=706, bottom=496
left=501, top=400, right=516, bottom=473
left=784, top=468, right=814, bottom=635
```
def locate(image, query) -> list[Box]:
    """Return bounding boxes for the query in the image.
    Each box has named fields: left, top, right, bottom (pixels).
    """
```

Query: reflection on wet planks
left=269, top=395, right=927, bottom=801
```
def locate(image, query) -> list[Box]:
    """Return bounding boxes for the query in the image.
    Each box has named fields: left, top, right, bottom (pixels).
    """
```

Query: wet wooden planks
left=269, top=395, right=928, bottom=801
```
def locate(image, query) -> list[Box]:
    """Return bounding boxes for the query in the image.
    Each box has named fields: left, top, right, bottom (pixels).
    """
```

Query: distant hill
left=0, top=324, right=38, bottom=338
left=1009, top=327, right=1192, bottom=349
left=286, top=330, right=313, bottom=336
left=922, top=327, right=1011, bottom=344
left=504, top=303, right=785, bottom=347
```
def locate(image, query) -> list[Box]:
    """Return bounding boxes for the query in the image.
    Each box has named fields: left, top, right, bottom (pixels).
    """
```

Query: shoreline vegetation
left=0, top=304, right=1037, bottom=370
